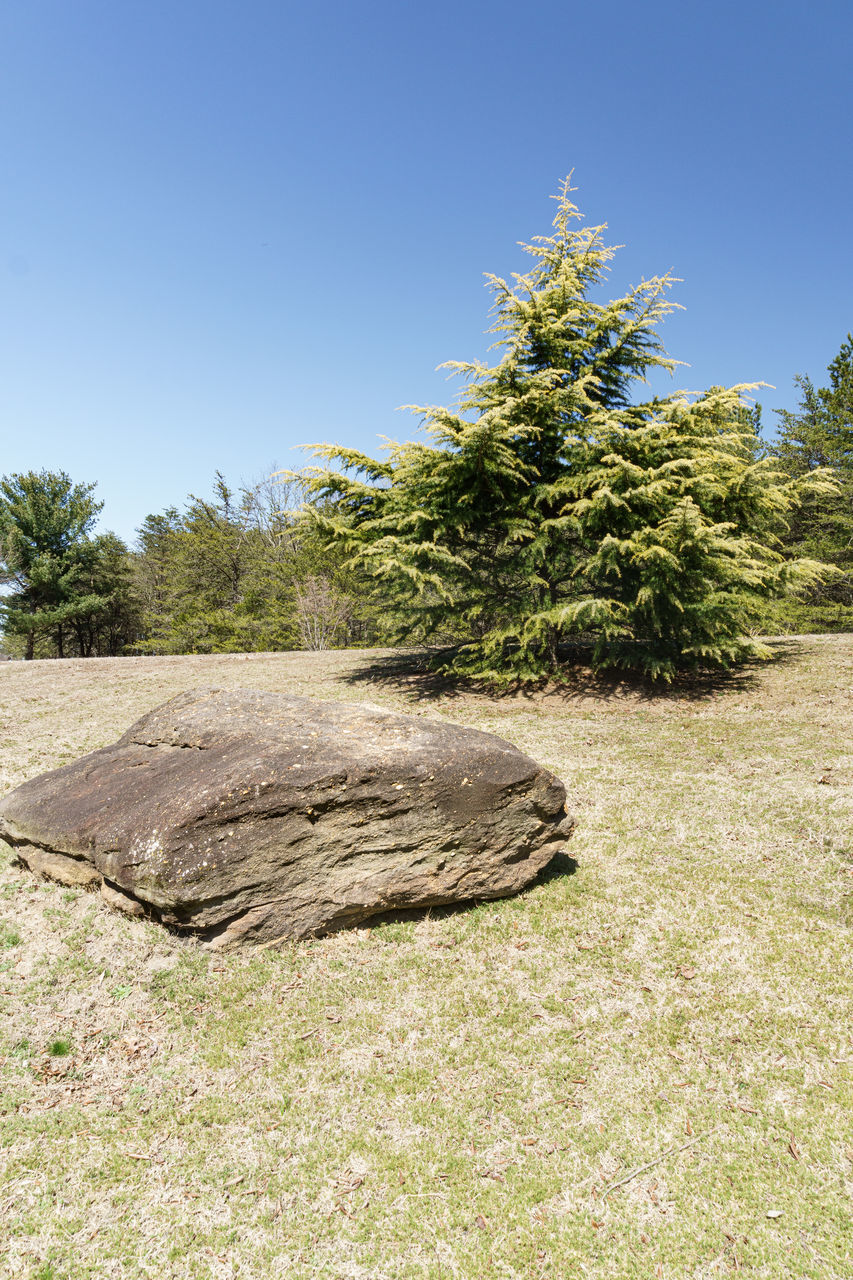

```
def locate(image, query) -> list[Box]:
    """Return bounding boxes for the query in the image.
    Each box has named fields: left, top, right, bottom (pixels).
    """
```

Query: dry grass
left=0, top=639, right=851, bottom=1279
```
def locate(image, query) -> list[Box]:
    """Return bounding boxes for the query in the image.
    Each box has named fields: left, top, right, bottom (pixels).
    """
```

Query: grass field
left=0, top=639, right=851, bottom=1279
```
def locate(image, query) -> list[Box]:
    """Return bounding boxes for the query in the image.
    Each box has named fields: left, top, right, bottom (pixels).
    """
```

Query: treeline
left=1, top=328, right=851, bottom=664
left=1, top=324, right=849, bottom=665
left=1, top=185, right=851, bottom=671
left=0, top=471, right=391, bottom=660
left=131, top=473, right=384, bottom=655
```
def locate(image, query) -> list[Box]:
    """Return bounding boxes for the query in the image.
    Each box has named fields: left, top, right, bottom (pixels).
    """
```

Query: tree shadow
left=341, top=639, right=805, bottom=705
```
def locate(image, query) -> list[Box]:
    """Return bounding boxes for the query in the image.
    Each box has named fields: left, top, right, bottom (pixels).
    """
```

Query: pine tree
left=302, top=182, right=831, bottom=681
left=68, top=533, right=142, bottom=656
left=771, top=335, right=853, bottom=627
left=0, top=470, right=105, bottom=658
left=133, top=474, right=301, bottom=654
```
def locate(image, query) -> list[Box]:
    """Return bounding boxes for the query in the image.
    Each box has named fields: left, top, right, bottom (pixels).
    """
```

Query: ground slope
left=0, top=640, right=851, bottom=1279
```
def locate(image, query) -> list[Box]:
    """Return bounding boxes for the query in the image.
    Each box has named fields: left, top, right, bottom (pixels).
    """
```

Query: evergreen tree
left=0, top=470, right=110, bottom=658
left=134, top=474, right=300, bottom=654
left=133, top=473, right=389, bottom=655
left=68, top=533, right=142, bottom=656
left=133, top=507, right=183, bottom=649
left=771, top=335, right=853, bottom=626
left=302, top=183, right=831, bottom=681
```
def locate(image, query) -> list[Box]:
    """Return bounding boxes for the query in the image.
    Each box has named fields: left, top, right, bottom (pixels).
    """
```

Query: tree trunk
left=25, top=631, right=34, bottom=661
left=546, top=623, right=559, bottom=670
left=546, top=582, right=560, bottom=669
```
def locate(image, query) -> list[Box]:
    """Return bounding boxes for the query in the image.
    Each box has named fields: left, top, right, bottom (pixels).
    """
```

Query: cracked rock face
left=0, top=688, right=574, bottom=947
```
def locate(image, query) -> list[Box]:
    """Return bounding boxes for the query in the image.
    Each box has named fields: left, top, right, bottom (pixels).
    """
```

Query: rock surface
left=0, top=688, right=574, bottom=946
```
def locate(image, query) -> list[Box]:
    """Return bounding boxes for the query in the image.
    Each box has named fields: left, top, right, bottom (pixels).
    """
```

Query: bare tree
left=293, top=575, right=351, bottom=650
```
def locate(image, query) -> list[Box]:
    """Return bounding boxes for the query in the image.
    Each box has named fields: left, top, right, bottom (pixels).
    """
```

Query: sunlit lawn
left=1, top=638, right=851, bottom=1278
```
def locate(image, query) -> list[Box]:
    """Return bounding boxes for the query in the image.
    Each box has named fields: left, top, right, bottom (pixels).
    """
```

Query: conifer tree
left=771, top=335, right=853, bottom=626
left=0, top=470, right=108, bottom=658
left=302, top=182, right=832, bottom=681
left=133, top=475, right=300, bottom=654
left=68, top=532, right=142, bottom=656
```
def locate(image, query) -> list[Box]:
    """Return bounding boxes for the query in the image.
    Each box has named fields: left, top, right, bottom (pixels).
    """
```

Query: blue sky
left=2, top=0, right=851, bottom=544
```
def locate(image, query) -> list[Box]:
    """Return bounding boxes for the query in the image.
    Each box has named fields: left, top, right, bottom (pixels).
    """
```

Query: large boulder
left=0, top=688, right=574, bottom=946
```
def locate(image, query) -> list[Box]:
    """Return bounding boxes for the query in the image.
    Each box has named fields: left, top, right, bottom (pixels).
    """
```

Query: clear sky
left=2, top=0, right=851, bottom=544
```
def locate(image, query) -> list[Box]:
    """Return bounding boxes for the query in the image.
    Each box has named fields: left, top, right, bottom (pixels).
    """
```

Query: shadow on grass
left=341, top=639, right=805, bottom=705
